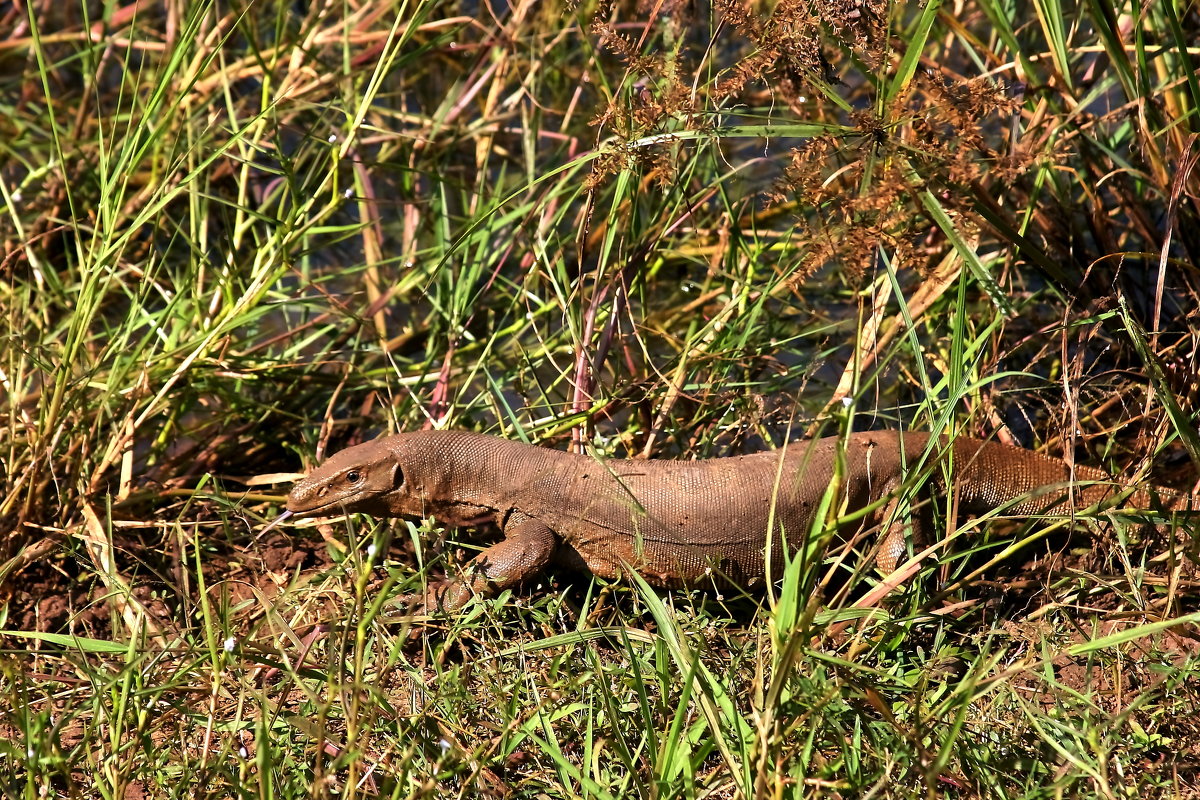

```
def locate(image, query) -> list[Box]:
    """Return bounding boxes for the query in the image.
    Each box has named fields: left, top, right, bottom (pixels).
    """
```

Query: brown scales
left=279, top=430, right=1197, bottom=612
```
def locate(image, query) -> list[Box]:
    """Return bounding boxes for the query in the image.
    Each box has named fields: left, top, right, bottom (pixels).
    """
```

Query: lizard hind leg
left=875, top=492, right=928, bottom=575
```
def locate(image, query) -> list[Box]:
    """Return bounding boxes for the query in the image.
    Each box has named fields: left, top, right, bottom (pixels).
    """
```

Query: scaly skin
left=282, top=430, right=1195, bottom=610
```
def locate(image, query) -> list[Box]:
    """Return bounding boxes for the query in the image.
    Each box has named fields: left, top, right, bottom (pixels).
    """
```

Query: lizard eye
left=345, top=470, right=362, bottom=484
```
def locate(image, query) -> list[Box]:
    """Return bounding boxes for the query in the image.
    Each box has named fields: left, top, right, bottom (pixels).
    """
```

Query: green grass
left=2, top=0, right=1200, bottom=796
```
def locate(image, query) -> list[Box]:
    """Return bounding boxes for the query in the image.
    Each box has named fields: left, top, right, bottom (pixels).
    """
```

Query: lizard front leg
left=409, top=513, right=559, bottom=613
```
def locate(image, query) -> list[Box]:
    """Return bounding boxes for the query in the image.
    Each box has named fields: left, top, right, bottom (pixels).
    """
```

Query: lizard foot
left=395, top=580, right=473, bottom=615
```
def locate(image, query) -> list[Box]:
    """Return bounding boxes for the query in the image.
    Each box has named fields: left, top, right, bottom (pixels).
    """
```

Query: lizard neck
left=381, top=430, right=573, bottom=521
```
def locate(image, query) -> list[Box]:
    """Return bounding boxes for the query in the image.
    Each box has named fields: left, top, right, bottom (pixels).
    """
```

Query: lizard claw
left=396, top=581, right=471, bottom=615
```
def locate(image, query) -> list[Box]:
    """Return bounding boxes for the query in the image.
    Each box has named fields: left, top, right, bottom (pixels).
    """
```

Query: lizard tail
left=949, top=438, right=1174, bottom=516
left=876, top=437, right=1196, bottom=573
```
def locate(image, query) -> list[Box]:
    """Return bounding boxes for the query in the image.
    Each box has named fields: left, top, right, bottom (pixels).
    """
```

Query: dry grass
left=2, top=0, right=1200, bottom=796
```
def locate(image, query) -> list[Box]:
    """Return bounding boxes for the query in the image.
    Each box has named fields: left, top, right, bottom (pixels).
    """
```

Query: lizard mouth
left=259, top=499, right=353, bottom=536
left=284, top=497, right=353, bottom=518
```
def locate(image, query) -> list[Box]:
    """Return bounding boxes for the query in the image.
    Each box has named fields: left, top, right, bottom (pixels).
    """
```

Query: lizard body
left=282, top=430, right=1195, bottom=610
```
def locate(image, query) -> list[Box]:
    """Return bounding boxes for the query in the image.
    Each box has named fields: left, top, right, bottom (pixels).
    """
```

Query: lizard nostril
left=318, top=487, right=328, bottom=497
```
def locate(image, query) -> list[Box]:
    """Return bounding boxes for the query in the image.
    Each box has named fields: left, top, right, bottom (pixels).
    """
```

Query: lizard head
left=285, top=439, right=404, bottom=518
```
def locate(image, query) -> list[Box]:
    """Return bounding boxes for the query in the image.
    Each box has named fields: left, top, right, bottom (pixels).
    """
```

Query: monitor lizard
left=269, top=430, right=1196, bottom=611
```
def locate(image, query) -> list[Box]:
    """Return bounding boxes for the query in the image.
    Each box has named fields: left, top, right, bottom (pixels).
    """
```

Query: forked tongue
left=259, top=509, right=293, bottom=536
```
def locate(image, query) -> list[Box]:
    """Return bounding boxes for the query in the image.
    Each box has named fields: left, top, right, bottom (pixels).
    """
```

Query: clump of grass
left=1, top=0, right=1199, bottom=796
